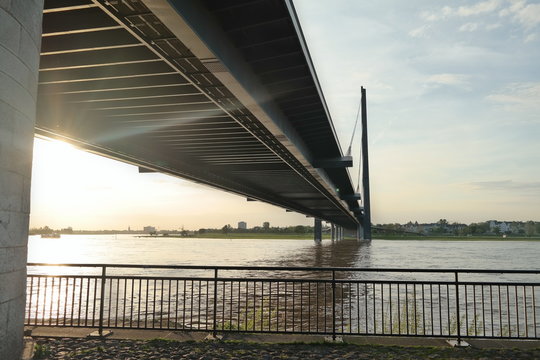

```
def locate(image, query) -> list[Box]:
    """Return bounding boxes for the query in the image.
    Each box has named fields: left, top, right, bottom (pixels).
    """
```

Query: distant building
left=143, top=226, right=156, bottom=233
left=489, top=220, right=511, bottom=233
left=238, top=221, right=247, bottom=230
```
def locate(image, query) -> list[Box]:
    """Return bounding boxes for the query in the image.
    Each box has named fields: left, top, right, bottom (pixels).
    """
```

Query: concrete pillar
left=0, top=1, right=43, bottom=358
left=314, top=218, right=322, bottom=242
left=357, top=224, right=363, bottom=240
left=330, top=224, right=335, bottom=241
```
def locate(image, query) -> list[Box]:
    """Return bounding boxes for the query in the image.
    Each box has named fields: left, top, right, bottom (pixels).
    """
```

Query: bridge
left=36, top=0, right=370, bottom=232
left=0, top=0, right=371, bottom=357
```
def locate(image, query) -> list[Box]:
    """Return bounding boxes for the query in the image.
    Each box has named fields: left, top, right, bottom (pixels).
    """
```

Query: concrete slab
left=26, top=326, right=540, bottom=350
left=344, top=335, right=450, bottom=347
left=89, top=330, right=113, bottom=338
left=468, top=338, right=540, bottom=349
left=447, top=339, right=470, bottom=347
left=21, top=337, right=34, bottom=360
left=221, top=332, right=320, bottom=344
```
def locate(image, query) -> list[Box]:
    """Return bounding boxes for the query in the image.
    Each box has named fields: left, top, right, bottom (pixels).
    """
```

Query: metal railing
left=26, top=263, right=540, bottom=341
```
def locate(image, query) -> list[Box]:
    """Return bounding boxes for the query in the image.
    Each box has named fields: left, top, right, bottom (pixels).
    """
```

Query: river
left=26, top=235, right=540, bottom=337
left=27, top=234, right=540, bottom=270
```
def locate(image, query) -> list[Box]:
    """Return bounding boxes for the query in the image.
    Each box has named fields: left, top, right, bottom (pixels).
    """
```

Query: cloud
left=422, top=0, right=501, bottom=21
left=485, top=23, right=502, bottom=30
left=426, top=73, right=471, bottom=87
left=524, top=33, right=538, bottom=42
left=456, top=0, right=501, bottom=16
left=420, top=6, right=453, bottom=21
left=459, top=22, right=480, bottom=31
left=408, top=24, right=431, bottom=38
left=500, top=0, right=540, bottom=29
left=468, top=180, right=540, bottom=192
left=486, top=82, right=540, bottom=111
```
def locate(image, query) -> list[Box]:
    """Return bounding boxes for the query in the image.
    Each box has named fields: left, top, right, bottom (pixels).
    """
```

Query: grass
left=153, top=232, right=335, bottom=240
left=143, top=232, right=540, bottom=241
left=373, top=234, right=540, bottom=241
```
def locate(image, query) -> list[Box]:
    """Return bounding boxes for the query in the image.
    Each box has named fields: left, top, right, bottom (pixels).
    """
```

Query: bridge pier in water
left=314, top=218, right=322, bottom=242
left=0, top=1, right=43, bottom=358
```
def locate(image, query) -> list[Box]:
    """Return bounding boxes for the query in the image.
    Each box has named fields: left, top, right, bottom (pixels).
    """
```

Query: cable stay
left=355, top=143, right=362, bottom=195
left=346, top=96, right=362, bottom=156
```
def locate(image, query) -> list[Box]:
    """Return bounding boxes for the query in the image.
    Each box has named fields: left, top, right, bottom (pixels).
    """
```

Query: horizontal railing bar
left=25, top=274, right=540, bottom=287
left=456, top=281, right=540, bottom=286
left=27, top=263, right=540, bottom=274
left=27, top=274, right=102, bottom=279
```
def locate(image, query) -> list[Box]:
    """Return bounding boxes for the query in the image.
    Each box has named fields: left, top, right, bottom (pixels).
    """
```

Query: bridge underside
left=37, top=0, right=361, bottom=228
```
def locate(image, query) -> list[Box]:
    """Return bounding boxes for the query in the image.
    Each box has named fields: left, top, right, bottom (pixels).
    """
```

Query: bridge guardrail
left=26, top=263, right=539, bottom=341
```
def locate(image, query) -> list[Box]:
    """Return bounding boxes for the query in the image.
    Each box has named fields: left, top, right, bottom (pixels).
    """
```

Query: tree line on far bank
left=29, top=225, right=317, bottom=236
left=206, top=224, right=314, bottom=235
left=374, top=219, right=540, bottom=237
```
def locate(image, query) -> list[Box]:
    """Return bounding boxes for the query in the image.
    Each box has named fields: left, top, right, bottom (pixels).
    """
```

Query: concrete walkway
left=26, top=325, right=540, bottom=349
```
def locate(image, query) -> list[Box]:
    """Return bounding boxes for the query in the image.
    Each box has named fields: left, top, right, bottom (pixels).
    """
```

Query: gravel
left=32, top=337, right=540, bottom=360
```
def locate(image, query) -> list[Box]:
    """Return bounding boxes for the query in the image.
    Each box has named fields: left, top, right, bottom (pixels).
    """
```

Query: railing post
left=98, top=265, right=106, bottom=336
left=332, top=270, right=336, bottom=341
left=213, top=268, right=218, bottom=336
left=454, top=271, right=461, bottom=344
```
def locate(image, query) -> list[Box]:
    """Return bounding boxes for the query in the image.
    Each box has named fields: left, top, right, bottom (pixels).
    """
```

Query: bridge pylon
left=314, top=218, right=322, bottom=242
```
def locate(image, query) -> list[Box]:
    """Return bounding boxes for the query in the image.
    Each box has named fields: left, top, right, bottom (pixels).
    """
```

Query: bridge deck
left=37, top=0, right=361, bottom=228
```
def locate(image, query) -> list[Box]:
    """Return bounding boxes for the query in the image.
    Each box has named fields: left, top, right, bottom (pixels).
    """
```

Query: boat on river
left=40, top=233, right=61, bottom=238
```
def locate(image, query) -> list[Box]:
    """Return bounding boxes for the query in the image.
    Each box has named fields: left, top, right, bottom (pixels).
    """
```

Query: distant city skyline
left=30, top=215, right=538, bottom=233
left=30, top=1, right=539, bottom=230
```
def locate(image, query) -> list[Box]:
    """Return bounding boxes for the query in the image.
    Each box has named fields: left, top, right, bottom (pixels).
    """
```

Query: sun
left=33, top=137, right=80, bottom=166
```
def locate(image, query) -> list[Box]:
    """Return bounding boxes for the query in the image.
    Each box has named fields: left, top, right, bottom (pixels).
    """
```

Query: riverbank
left=31, top=232, right=540, bottom=241
left=145, top=233, right=540, bottom=241
left=145, top=233, right=332, bottom=240
left=30, top=336, right=540, bottom=360
left=372, top=234, right=540, bottom=241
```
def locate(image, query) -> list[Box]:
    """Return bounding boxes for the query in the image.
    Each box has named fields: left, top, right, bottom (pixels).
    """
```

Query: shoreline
left=371, top=235, right=540, bottom=241
left=30, top=233, right=540, bottom=241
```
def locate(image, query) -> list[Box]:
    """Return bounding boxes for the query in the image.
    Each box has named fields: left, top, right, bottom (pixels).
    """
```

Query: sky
left=29, top=0, right=540, bottom=230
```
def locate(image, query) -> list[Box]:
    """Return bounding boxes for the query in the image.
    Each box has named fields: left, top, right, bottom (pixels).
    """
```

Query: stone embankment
left=31, top=337, right=540, bottom=360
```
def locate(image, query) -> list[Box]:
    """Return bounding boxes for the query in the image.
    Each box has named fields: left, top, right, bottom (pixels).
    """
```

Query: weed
left=220, top=299, right=278, bottom=331
left=33, top=344, right=51, bottom=359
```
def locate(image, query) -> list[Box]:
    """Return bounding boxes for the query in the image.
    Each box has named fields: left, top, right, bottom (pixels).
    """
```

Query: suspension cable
left=356, top=142, right=362, bottom=194
left=346, top=97, right=362, bottom=156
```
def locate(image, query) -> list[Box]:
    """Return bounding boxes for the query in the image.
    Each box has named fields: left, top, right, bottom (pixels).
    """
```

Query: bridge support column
left=314, top=218, right=322, bottom=242
left=0, top=1, right=43, bottom=359
left=361, top=87, right=372, bottom=240
left=330, top=224, right=334, bottom=241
